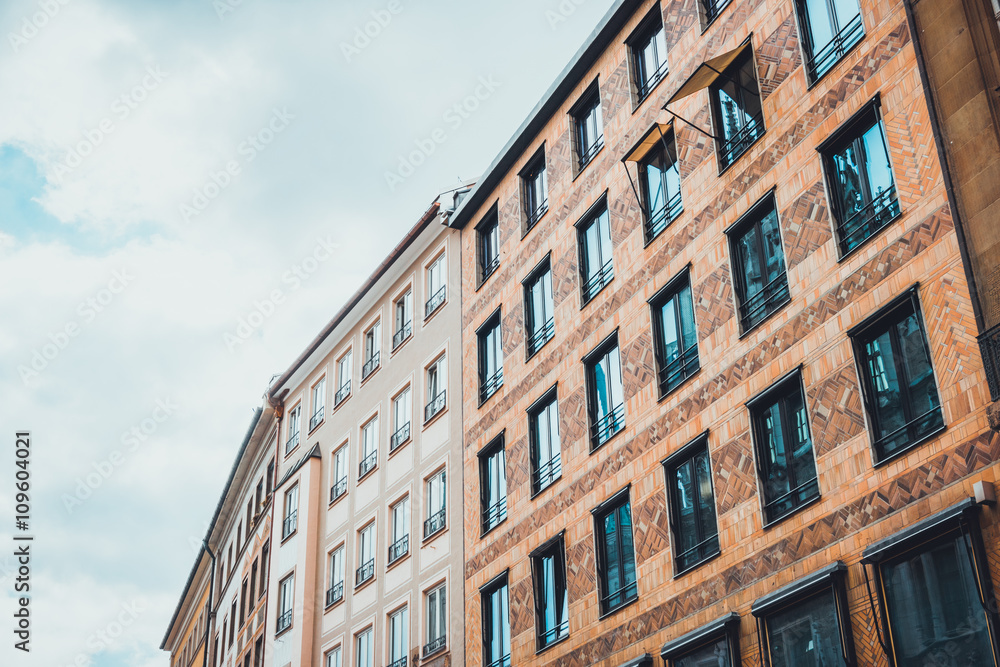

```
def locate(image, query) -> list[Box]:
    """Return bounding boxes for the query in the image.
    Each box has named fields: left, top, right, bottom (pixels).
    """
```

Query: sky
left=0, top=0, right=619, bottom=665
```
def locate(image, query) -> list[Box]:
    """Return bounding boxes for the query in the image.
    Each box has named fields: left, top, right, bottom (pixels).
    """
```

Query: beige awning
left=622, top=122, right=674, bottom=163
left=666, top=37, right=753, bottom=106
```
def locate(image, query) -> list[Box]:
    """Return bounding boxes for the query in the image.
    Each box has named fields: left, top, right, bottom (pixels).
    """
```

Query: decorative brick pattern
left=675, top=103, right=714, bottom=180
left=502, top=304, right=524, bottom=359
left=780, top=180, right=832, bottom=270
left=506, top=435, right=531, bottom=498
left=509, top=577, right=535, bottom=638
left=712, top=431, right=758, bottom=515
left=566, top=538, right=598, bottom=602
left=633, top=490, right=671, bottom=565
left=693, top=262, right=735, bottom=340
left=756, top=14, right=802, bottom=100
left=622, top=331, right=657, bottom=401
left=559, top=386, right=588, bottom=448
left=807, top=363, right=866, bottom=458
left=609, top=180, right=643, bottom=245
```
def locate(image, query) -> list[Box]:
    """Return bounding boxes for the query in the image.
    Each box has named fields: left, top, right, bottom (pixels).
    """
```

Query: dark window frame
left=570, top=80, right=604, bottom=174
left=480, top=571, right=512, bottom=667
left=637, top=128, right=684, bottom=243
left=662, top=433, right=720, bottom=576
left=795, top=0, right=865, bottom=83
left=709, top=45, right=765, bottom=172
left=627, top=4, right=669, bottom=104
left=477, top=308, right=504, bottom=404
left=520, top=147, right=549, bottom=233
left=523, top=255, right=555, bottom=359
left=661, top=612, right=742, bottom=666
left=649, top=269, right=700, bottom=397
left=584, top=331, right=626, bottom=452
left=530, top=533, right=570, bottom=652
left=575, top=196, right=614, bottom=305
left=528, top=385, right=562, bottom=497
left=592, top=486, right=640, bottom=616
left=477, top=206, right=501, bottom=285
left=478, top=433, right=508, bottom=536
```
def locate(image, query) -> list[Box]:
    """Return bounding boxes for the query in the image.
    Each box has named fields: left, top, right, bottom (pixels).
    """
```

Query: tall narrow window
left=664, top=435, right=719, bottom=574
left=425, top=355, right=446, bottom=422
left=336, top=351, right=352, bottom=406
left=240, top=577, right=248, bottom=626
left=521, top=149, right=548, bottom=230
left=425, top=584, right=447, bottom=656
left=425, top=469, right=447, bottom=538
left=701, top=0, right=732, bottom=24
left=259, top=541, right=269, bottom=595
left=389, top=496, right=409, bottom=564
left=393, top=290, right=413, bottom=349
left=479, top=436, right=508, bottom=534
left=577, top=202, right=614, bottom=303
left=822, top=102, right=900, bottom=255
left=850, top=289, right=943, bottom=463
left=390, top=388, right=412, bottom=452
left=594, top=490, right=639, bottom=614
left=356, top=523, right=375, bottom=586
left=310, top=377, right=326, bottom=431
left=362, top=321, right=381, bottom=380
left=331, top=443, right=348, bottom=502
left=639, top=130, right=683, bottom=241
left=531, top=536, right=569, bottom=649
left=749, top=372, right=820, bottom=524
left=326, top=545, right=345, bottom=607
left=276, top=574, right=294, bottom=634
left=249, top=560, right=257, bottom=607
left=325, top=647, right=342, bottom=667
left=425, top=254, right=446, bottom=318
left=728, top=195, right=789, bottom=331
left=710, top=47, right=764, bottom=170
left=651, top=273, right=700, bottom=395
left=478, top=209, right=500, bottom=283
left=359, top=417, right=378, bottom=479
left=571, top=82, right=604, bottom=171
left=389, top=606, right=408, bottom=667
left=355, top=628, right=373, bottom=667
left=478, top=312, right=504, bottom=402
left=586, top=336, right=625, bottom=449
left=482, top=575, right=511, bottom=667
left=629, top=8, right=669, bottom=101
left=529, top=390, right=561, bottom=495
left=524, top=260, right=555, bottom=357
left=285, top=404, right=301, bottom=454
left=797, top=0, right=863, bottom=81
left=282, top=484, right=298, bottom=540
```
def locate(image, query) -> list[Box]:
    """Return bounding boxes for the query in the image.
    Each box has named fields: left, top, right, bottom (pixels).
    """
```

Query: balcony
left=284, top=431, right=299, bottom=455
left=282, top=511, right=297, bottom=540
left=424, top=508, right=446, bottom=539
left=481, top=499, right=507, bottom=534
left=644, top=191, right=683, bottom=242
left=325, top=582, right=343, bottom=607
left=658, top=341, right=700, bottom=396
left=388, top=658, right=408, bottom=667
left=717, top=113, right=764, bottom=170
left=334, top=382, right=351, bottom=407
left=479, top=367, right=504, bottom=403
left=390, top=422, right=411, bottom=452
left=526, top=318, right=555, bottom=358
left=637, top=59, right=669, bottom=101
left=309, top=407, right=324, bottom=432
left=532, top=454, right=562, bottom=494
left=355, top=559, right=374, bottom=587
left=578, top=135, right=604, bottom=171
left=739, top=271, right=789, bottom=331
left=424, top=390, right=446, bottom=423
left=423, top=635, right=446, bottom=658
left=837, top=186, right=900, bottom=255
left=330, top=477, right=347, bottom=503
left=525, top=199, right=548, bottom=231
left=582, top=259, right=614, bottom=303
left=425, top=285, right=446, bottom=318
left=980, top=323, right=1000, bottom=402
left=388, top=535, right=409, bottom=564
left=591, top=403, right=625, bottom=449
left=806, top=12, right=864, bottom=81
left=538, top=620, right=569, bottom=649
left=359, top=451, right=377, bottom=479
left=392, top=322, right=412, bottom=350
left=362, top=352, right=380, bottom=380
left=276, top=609, right=292, bottom=634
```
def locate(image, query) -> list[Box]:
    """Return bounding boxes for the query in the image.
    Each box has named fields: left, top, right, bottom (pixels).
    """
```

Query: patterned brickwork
left=509, top=577, right=535, bottom=638
left=622, top=331, right=657, bottom=402
left=807, top=363, right=866, bottom=458
left=502, top=304, right=524, bottom=359
left=675, top=103, right=714, bottom=180
left=756, top=14, right=802, bottom=100
left=566, top=538, right=599, bottom=602
left=711, top=430, right=758, bottom=515
left=693, top=262, right=736, bottom=340
left=780, top=180, right=832, bottom=270
left=632, top=489, right=672, bottom=565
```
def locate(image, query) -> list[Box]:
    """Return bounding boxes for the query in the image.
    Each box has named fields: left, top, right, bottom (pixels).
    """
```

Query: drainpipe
left=202, top=541, right=216, bottom=667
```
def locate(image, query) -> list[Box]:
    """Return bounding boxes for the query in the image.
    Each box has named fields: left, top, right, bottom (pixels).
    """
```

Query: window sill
left=388, top=437, right=411, bottom=459
left=329, top=491, right=348, bottom=509
left=522, top=208, right=549, bottom=240
left=871, top=422, right=947, bottom=469
left=590, top=425, right=625, bottom=454
left=738, top=294, right=792, bottom=340
left=324, top=596, right=344, bottom=612
left=580, top=277, right=613, bottom=309
left=360, top=365, right=380, bottom=385
left=354, top=576, right=375, bottom=592
left=390, top=334, right=412, bottom=356
left=283, top=443, right=300, bottom=460
left=357, top=464, right=378, bottom=484
left=530, top=475, right=562, bottom=501
left=422, top=525, right=448, bottom=547
left=423, top=643, right=448, bottom=660
left=307, top=419, right=324, bottom=436
left=642, top=206, right=684, bottom=248
left=598, top=593, right=639, bottom=621
left=386, top=550, right=411, bottom=572
left=423, top=405, right=448, bottom=429
left=805, top=30, right=866, bottom=91
left=478, top=384, right=503, bottom=409
left=535, top=632, right=571, bottom=656
left=526, top=334, right=554, bottom=362
left=632, top=71, right=667, bottom=114
left=672, top=547, right=722, bottom=579
left=835, top=208, right=903, bottom=265
left=280, top=529, right=297, bottom=546
left=762, top=492, right=822, bottom=529
left=274, top=625, right=293, bottom=640
left=717, top=129, right=766, bottom=177
left=480, top=518, right=507, bottom=540
left=572, top=144, right=604, bottom=182
left=657, top=366, right=702, bottom=404
left=424, top=299, right=447, bottom=324
left=476, top=266, right=500, bottom=293
left=333, top=393, right=351, bottom=412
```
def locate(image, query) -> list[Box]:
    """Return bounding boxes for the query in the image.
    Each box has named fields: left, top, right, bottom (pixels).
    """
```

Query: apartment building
left=450, top=1, right=1000, bottom=667
left=161, top=557, right=210, bottom=667
left=262, top=191, right=466, bottom=667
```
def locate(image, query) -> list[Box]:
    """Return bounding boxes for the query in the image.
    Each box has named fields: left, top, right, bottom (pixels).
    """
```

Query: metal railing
left=533, top=454, right=562, bottom=493
left=702, top=0, right=732, bottom=23
left=362, top=352, right=380, bottom=380
left=423, top=635, right=447, bottom=657
left=486, top=654, right=512, bottom=667
left=763, top=476, right=820, bottom=522
left=481, top=255, right=500, bottom=282
left=645, top=191, right=683, bottom=242
left=739, top=271, right=789, bottom=331
left=388, top=658, right=408, bottom=667
left=335, top=382, right=351, bottom=407
left=359, top=451, right=377, bottom=479
left=637, top=59, right=669, bottom=100
left=392, top=322, right=412, bottom=349
left=601, top=580, right=638, bottom=612
left=675, top=533, right=720, bottom=573
left=717, top=113, right=764, bottom=169
left=425, top=285, right=446, bottom=318
left=837, top=186, right=900, bottom=254
left=330, top=477, right=347, bottom=503
left=480, top=367, right=504, bottom=402
left=282, top=511, right=297, bottom=539
left=806, top=13, right=864, bottom=81
left=309, top=407, right=324, bottom=432
left=592, top=403, right=625, bottom=448
left=525, top=199, right=549, bottom=230
left=482, top=499, right=507, bottom=534
left=388, top=535, right=409, bottom=564
left=325, top=582, right=343, bottom=607
left=276, top=609, right=292, bottom=633
left=424, top=390, right=446, bottom=422
left=980, top=323, right=1000, bottom=402
left=578, top=135, right=604, bottom=171
left=284, top=431, right=299, bottom=455
left=582, top=259, right=614, bottom=302
left=538, top=620, right=569, bottom=648
left=658, top=341, right=700, bottom=395
left=872, top=406, right=944, bottom=459
left=526, top=318, right=555, bottom=357
left=390, top=422, right=411, bottom=452
left=355, top=559, right=374, bottom=586
left=424, top=508, right=446, bottom=538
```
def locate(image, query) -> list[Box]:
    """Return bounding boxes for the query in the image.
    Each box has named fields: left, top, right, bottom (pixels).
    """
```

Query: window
left=425, top=584, right=447, bottom=656
left=701, top=0, right=732, bottom=24
left=259, top=541, right=269, bottom=596
left=240, top=577, right=248, bottom=626
left=524, top=260, right=554, bottom=357
left=749, top=372, right=819, bottom=524
left=326, top=545, right=345, bottom=607
left=661, top=613, right=741, bottom=667
left=389, top=606, right=408, bottom=667
left=571, top=82, right=604, bottom=171
left=282, top=484, right=298, bottom=539
left=276, top=574, right=294, bottom=634
left=325, top=647, right=342, bottom=667
left=479, top=436, right=508, bottom=534
left=728, top=195, right=789, bottom=331
left=425, top=254, right=446, bottom=318
left=389, top=496, right=409, bottom=564
left=822, top=102, right=900, bottom=255
left=355, top=628, right=374, bottom=667
left=331, top=444, right=348, bottom=502
left=585, top=336, right=625, bottom=449
left=362, top=321, right=381, bottom=380
left=336, top=352, right=352, bottom=406
left=359, top=417, right=378, bottom=479
left=254, top=637, right=263, bottom=667
left=797, top=0, right=863, bottom=81
left=651, top=273, right=699, bottom=395
left=249, top=560, right=257, bottom=607
left=531, top=536, right=569, bottom=649
left=478, top=209, right=500, bottom=283
left=390, top=388, right=412, bottom=452
left=664, top=435, right=719, bottom=574
left=629, top=8, right=668, bottom=101
left=482, top=575, right=511, bottom=667
left=310, top=377, right=326, bottom=430
left=286, top=404, right=301, bottom=454
left=850, top=289, right=943, bottom=463
left=393, top=290, right=413, bottom=349
left=356, top=523, right=375, bottom=586
left=593, top=490, right=638, bottom=614
left=577, top=201, right=614, bottom=303
left=529, top=390, right=561, bottom=495
left=639, top=130, right=683, bottom=241
left=424, top=469, right=446, bottom=538
left=266, top=459, right=274, bottom=497
left=478, top=312, right=503, bottom=402
left=711, top=46, right=764, bottom=169
left=521, top=149, right=548, bottom=230
left=424, top=356, right=446, bottom=422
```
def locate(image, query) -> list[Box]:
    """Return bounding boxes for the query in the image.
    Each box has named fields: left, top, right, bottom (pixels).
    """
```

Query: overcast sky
left=0, top=1, right=619, bottom=665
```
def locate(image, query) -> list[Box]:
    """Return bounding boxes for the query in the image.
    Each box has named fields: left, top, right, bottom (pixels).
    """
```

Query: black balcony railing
left=578, top=136, right=604, bottom=171
left=480, top=368, right=504, bottom=403
left=532, top=454, right=562, bottom=494
left=335, top=382, right=351, bottom=407
left=592, top=403, right=625, bottom=448
left=675, top=533, right=720, bottom=574
left=325, top=581, right=343, bottom=607
left=525, top=199, right=549, bottom=230
left=388, top=535, right=409, bottom=564
left=481, top=499, right=507, bottom=534
left=717, top=113, right=764, bottom=169
left=980, top=324, right=1000, bottom=402
left=284, top=431, right=299, bottom=455
left=658, top=341, right=700, bottom=396
left=526, top=318, right=555, bottom=357
left=637, top=59, right=669, bottom=100
left=872, top=406, right=944, bottom=462
left=362, top=353, right=380, bottom=380
left=481, top=255, right=500, bottom=282
left=601, top=580, right=638, bottom=613
left=423, top=636, right=447, bottom=657
left=806, top=13, right=864, bottom=81
left=330, top=477, right=347, bottom=503
left=276, top=609, right=292, bottom=633
left=309, top=407, right=324, bottom=432
left=388, top=657, right=408, bottom=667
left=282, top=511, right=297, bottom=539
left=702, top=0, right=732, bottom=23
left=392, top=322, right=412, bottom=349
left=486, top=655, right=512, bottom=667
left=359, top=450, right=377, bottom=479
left=390, top=422, right=411, bottom=452
left=644, top=191, right=683, bottom=242
left=538, top=620, right=569, bottom=648
left=582, top=259, right=614, bottom=302
left=424, top=390, right=446, bottom=422
left=355, top=559, right=375, bottom=586
left=739, top=271, right=790, bottom=331
left=425, top=285, right=446, bottom=318
left=837, top=186, right=900, bottom=255
left=424, top=508, right=446, bottom=539
left=763, top=476, right=820, bottom=524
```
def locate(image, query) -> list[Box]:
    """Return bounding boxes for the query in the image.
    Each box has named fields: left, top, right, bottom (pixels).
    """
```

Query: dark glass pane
left=675, top=459, right=698, bottom=554
left=865, top=330, right=906, bottom=446
left=603, top=510, right=621, bottom=601
left=767, top=591, right=847, bottom=667
left=674, top=637, right=730, bottom=667
left=803, top=0, right=835, bottom=51
left=694, top=451, right=717, bottom=546
left=618, top=504, right=636, bottom=593
left=896, top=312, right=940, bottom=429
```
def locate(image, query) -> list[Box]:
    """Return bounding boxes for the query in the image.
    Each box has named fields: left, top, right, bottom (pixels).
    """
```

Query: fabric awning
left=666, top=37, right=753, bottom=106
left=622, top=122, right=674, bottom=163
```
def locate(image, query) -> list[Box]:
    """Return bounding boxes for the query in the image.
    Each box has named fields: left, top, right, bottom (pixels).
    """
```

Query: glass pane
left=597, top=209, right=613, bottom=268
left=593, top=356, right=611, bottom=422
left=694, top=451, right=718, bottom=547
left=618, top=503, right=636, bottom=590
left=608, top=346, right=624, bottom=408
left=832, top=0, right=861, bottom=31
left=767, top=591, right=847, bottom=667
left=603, top=511, right=621, bottom=600
left=678, top=284, right=697, bottom=351
left=675, top=460, right=699, bottom=553
left=761, top=402, right=791, bottom=499
left=862, top=121, right=894, bottom=201
left=717, top=79, right=748, bottom=142
left=896, top=312, right=942, bottom=432
left=737, top=225, right=765, bottom=302
left=659, top=297, right=680, bottom=364
left=674, top=637, right=730, bottom=667
left=803, top=0, right=835, bottom=55
left=584, top=220, right=602, bottom=280
left=832, top=142, right=865, bottom=231
left=865, top=331, right=906, bottom=446
left=760, top=209, right=786, bottom=283
left=644, top=155, right=667, bottom=215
